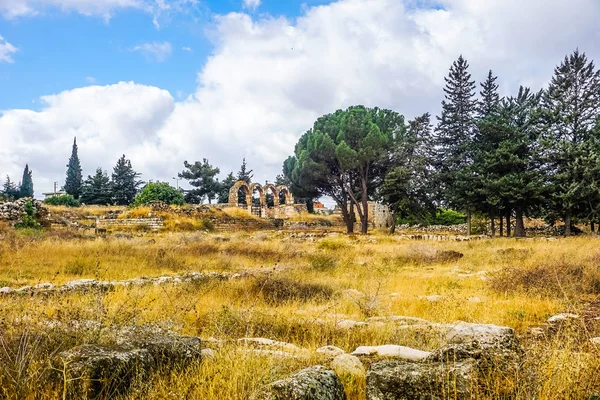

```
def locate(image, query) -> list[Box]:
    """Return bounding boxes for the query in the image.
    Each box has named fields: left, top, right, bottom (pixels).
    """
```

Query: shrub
left=251, top=278, right=334, bottom=305
left=43, top=194, right=80, bottom=207
left=132, top=182, right=184, bottom=207
left=15, top=200, right=41, bottom=230
left=432, top=209, right=466, bottom=226
left=309, top=254, right=337, bottom=271
left=316, top=239, right=348, bottom=251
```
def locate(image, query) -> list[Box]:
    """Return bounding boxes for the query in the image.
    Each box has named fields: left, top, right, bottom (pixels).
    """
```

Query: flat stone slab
left=352, top=345, right=431, bottom=361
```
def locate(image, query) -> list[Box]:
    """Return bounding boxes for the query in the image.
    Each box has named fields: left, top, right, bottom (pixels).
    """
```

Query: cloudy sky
left=1, top=0, right=599, bottom=196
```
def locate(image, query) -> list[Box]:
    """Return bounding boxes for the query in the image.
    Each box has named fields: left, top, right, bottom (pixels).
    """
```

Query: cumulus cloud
left=0, top=35, right=17, bottom=62
left=131, top=41, right=172, bottom=61
left=1, top=0, right=600, bottom=195
left=242, top=0, right=261, bottom=10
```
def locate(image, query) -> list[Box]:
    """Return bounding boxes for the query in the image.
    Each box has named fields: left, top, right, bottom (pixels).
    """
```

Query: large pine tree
left=542, top=49, right=600, bottom=235
left=1, top=175, right=19, bottom=200
left=477, top=70, right=501, bottom=118
left=19, top=164, right=34, bottom=198
left=434, top=55, right=478, bottom=233
left=111, top=155, right=143, bottom=205
left=80, top=168, right=112, bottom=205
left=65, top=137, right=83, bottom=199
left=179, top=159, right=221, bottom=204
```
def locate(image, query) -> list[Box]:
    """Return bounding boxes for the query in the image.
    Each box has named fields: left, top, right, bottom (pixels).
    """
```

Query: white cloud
left=0, top=35, right=17, bottom=63
left=131, top=41, right=172, bottom=62
left=182, top=46, right=192, bottom=52
left=1, top=0, right=600, bottom=195
left=243, top=0, right=260, bottom=10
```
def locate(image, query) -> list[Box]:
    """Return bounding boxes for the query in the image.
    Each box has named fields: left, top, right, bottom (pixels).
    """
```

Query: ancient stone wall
left=0, top=198, right=46, bottom=221
left=96, top=218, right=164, bottom=230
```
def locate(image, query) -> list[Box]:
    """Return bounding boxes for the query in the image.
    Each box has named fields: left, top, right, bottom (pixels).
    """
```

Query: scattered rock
left=590, top=337, right=600, bottom=345
left=0, top=287, right=13, bottom=294
left=547, top=313, right=579, bottom=323
left=317, top=345, right=346, bottom=358
left=366, top=359, right=476, bottom=400
left=258, top=365, right=346, bottom=400
left=239, top=338, right=302, bottom=353
left=467, top=296, right=483, bottom=303
left=336, top=320, right=367, bottom=330
left=424, top=295, right=444, bottom=302
left=352, top=345, right=431, bottom=361
left=331, top=354, right=365, bottom=377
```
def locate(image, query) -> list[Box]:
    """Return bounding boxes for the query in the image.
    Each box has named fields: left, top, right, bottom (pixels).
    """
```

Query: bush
left=132, top=182, right=184, bottom=207
left=432, top=209, right=466, bottom=226
left=15, top=200, right=41, bottom=230
left=251, top=278, right=334, bottom=305
left=43, top=194, right=80, bottom=207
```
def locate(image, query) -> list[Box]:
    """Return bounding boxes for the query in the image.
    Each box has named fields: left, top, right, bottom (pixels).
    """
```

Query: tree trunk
left=466, top=209, right=472, bottom=236
left=499, top=217, right=504, bottom=237
left=490, top=213, right=496, bottom=237
left=390, top=212, right=397, bottom=234
left=506, top=213, right=511, bottom=237
left=514, top=207, right=526, bottom=238
left=564, top=212, right=572, bottom=236
left=338, top=201, right=354, bottom=234
left=361, top=177, right=369, bottom=235
left=592, top=221, right=596, bottom=234
left=349, top=204, right=356, bottom=233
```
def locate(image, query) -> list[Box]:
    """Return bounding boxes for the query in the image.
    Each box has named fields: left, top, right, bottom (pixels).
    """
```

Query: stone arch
left=277, top=185, right=294, bottom=205
left=263, top=184, right=279, bottom=207
left=250, top=183, right=266, bottom=207
left=228, top=181, right=251, bottom=206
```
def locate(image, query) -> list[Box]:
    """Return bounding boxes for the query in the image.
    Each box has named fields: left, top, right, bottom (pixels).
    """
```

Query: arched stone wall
left=277, top=185, right=294, bottom=205
left=263, top=184, right=279, bottom=207
left=249, top=183, right=265, bottom=207
left=228, top=181, right=251, bottom=206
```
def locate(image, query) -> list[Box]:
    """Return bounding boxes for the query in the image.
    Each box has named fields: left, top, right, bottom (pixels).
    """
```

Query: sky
left=1, top=0, right=600, bottom=199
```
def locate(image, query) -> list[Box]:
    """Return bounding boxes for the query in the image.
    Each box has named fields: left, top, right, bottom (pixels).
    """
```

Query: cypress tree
left=434, top=55, right=478, bottom=234
left=542, top=49, right=600, bottom=235
left=65, top=137, right=83, bottom=199
left=111, top=155, right=143, bottom=205
left=477, top=70, right=501, bottom=118
left=19, top=164, right=34, bottom=198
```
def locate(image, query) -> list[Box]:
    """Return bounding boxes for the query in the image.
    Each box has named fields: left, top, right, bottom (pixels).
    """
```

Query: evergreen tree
left=477, top=70, right=501, bottom=118
left=434, top=55, right=478, bottom=234
left=542, top=49, right=600, bottom=235
left=19, top=164, right=34, bottom=198
left=80, top=168, right=112, bottom=205
left=217, top=172, right=237, bottom=204
left=111, top=155, right=143, bottom=205
left=1, top=175, right=20, bottom=200
left=236, top=158, right=254, bottom=206
left=178, top=159, right=221, bottom=204
left=65, top=137, right=83, bottom=199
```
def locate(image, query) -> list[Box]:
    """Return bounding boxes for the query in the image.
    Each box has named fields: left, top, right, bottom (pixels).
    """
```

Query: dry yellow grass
left=1, top=227, right=599, bottom=399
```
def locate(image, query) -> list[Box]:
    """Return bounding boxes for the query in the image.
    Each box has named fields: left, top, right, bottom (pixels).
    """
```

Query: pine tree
left=111, top=155, right=143, bottom=205
left=477, top=70, right=501, bottom=118
left=236, top=158, right=254, bottom=206
left=1, top=175, right=19, bottom=200
left=19, top=164, right=34, bottom=199
left=80, top=168, right=112, bottom=205
left=542, top=49, right=600, bottom=235
left=65, top=137, right=83, bottom=199
left=178, top=159, right=221, bottom=204
left=217, top=172, right=237, bottom=204
left=434, top=55, right=478, bottom=234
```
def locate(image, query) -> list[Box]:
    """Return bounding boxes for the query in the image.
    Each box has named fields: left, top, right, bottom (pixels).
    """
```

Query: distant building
left=42, top=191, right=66, bottom=199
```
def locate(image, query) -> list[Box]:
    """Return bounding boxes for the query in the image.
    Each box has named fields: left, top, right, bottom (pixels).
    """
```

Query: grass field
left=1, top=224, right=599, bottom=399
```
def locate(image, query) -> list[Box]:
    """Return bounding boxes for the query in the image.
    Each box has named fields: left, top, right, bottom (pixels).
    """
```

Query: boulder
left=259, top=365, right=346, bottom=400
left=352, top=345, right=431, bottom=361
left=444, top=322, right=520, bottom=357
left=316, top=345, right=346, bottom=358
left=366, top=359, right=476, bottom=400
left=547, top=313, right=579, bottom=323
left=331, top=354, right=365, bottom=377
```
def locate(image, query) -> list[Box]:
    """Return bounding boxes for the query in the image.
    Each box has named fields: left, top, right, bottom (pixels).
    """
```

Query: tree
left=80, top=168, right=113, bottom=205
left=477, top=70, right=501, bottom=118
left=132, top=182, right=184, bottom=207
left=111, top=155, right=143, bottom=205
left=542, top=49, right=600, bottom=235
left=287, top=105, right=405, bottom=234
left=380, top=113, right=435, bottom=233
left=217, top=172, right=237, bottom=204
left=281, top=158, right=318, bottom=212
left=65, top=137, right=83, bottom=199
left=236, top=158, right=254, bottom=206
left=434, top=55, right=478, bottom=234
left=19, top=164, right=34, bottom=198
left=179, top=159, right=221, bottom=204
left=1, top=175, right=19, bottom=200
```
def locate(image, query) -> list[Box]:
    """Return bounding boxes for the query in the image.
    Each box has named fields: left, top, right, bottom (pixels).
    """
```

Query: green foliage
left=1, top=176, right=20, bottom=201
left=111, top=155, right=143, bottom=206
left=132, top=182, right=184, bottom=206
left=14, top=200, right=41, bottom=230
left=432, top=209, right=467, bottom=226
left=64, top=137, right=83, bottom=199
left=236, top=158, right=253, bottom=206
left=179, top=159, right=221, bottom=204
left=19, top=164, right=34, bottom=198
left=217, top=172, right=237, bottom=204
left=43, top=194, right=80, bottom=207
left=80, top=168, right=112, bottom=205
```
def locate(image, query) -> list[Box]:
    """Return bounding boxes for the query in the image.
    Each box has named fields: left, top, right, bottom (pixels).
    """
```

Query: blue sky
left=0, top=0, right=335, bottom=110
left=0, top=0, right=599, bottom=198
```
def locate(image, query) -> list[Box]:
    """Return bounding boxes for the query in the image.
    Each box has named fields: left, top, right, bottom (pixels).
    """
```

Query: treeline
left=1, top=165, right=34, bottom=201
left=283, top=49, right=600, bottom=236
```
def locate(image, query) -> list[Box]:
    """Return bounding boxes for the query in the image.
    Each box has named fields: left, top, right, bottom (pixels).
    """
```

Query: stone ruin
left=0, top=198, right=46, bottom=222
left=226, top=180, right=307, bottom=219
